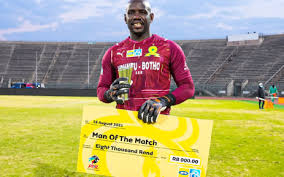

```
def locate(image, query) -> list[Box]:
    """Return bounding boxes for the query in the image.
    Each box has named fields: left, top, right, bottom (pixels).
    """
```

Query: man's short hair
left=126, top=0, right=152, bottom=13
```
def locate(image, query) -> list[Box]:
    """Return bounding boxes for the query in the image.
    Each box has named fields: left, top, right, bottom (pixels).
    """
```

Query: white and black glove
left=138, top=94, right=176, bottom=123
left=104, top=77, right=131, bottom=104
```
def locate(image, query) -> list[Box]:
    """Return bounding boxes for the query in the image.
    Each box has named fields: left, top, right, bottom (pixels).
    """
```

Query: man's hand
left=138, top=94, right=175, bottom=123
left=104, top=77, right=131, bottom=104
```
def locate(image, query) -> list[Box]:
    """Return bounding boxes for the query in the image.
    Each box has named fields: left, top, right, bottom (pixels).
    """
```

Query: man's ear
left=124, top=14, right=127, bottom=24
left=150, top=13, right=154, bottom=23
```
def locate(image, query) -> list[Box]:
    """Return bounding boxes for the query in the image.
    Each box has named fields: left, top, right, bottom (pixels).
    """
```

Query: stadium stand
left=0, top=43, right=15, bottom=87
left=0, top=34, right=283, bottom=97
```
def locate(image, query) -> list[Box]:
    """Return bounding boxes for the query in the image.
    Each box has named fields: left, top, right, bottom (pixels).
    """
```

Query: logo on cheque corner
left=145, top=46, right=160, bottom=57
left=88, top=155, right=99, bottom=169
left=178, top=168, right=201, bottom=177
left=179, top=171, right=189, bottom=175
left=189, top=169, right=201, bottom=177
left=178, top=167, right=189, bottom=177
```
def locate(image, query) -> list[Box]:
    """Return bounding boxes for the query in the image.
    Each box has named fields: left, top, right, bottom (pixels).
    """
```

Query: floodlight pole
left=36, top=51, right=38, bottom=85
left=88, top=49, right=90, bottom=89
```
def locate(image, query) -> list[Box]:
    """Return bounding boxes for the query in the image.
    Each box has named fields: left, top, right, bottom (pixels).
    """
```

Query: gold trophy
left=118, top=65, right=133, bottom=101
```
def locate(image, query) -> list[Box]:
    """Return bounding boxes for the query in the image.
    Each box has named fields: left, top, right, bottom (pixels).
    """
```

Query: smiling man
left=97, top=0, right=194, bottom=123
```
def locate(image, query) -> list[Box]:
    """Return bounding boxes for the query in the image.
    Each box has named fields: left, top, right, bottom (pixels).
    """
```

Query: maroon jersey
left=97, top=34, right=194, bottom=114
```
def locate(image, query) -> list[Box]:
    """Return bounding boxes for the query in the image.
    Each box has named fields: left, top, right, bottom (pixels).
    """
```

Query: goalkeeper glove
left=104, top=77, right=131, bottom=104
left=138, top=94, right=176, bottom=123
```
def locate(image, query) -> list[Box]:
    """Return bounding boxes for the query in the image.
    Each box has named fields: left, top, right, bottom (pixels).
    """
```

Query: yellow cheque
left=77, top=106, right=213, bottom=177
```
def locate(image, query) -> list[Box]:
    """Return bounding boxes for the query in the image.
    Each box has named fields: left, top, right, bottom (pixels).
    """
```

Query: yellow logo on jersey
left=145, top=46, right=160, bottom=57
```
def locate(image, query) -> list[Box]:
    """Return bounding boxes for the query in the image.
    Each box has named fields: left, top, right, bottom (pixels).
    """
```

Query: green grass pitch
left=0, top=95, right=283, bottom=177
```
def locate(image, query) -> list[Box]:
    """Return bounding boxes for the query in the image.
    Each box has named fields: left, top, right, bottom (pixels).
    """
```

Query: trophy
left=118, top=65, right=133, bottom=101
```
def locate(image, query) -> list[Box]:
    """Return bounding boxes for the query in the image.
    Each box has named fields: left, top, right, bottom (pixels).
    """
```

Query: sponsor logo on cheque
left=88, top=155, right=99, bottom=169
left=189, top=169, right=201, bottom=177
left=178, top=167, right=189, bottom=177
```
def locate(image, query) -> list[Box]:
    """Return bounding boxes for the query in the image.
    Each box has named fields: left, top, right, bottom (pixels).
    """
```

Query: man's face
left=125, top=1, right=154, bottom=36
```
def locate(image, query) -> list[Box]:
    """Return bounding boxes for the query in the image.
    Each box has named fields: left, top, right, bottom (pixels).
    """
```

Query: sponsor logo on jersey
left=141, top=61, right=160, bottom=70
left=118, top=61, right=160, bottom=75
left=145, top=46, right=160, bottom=57
left=118, top=62, right=160, bottom=72
left=127, top=49, right=142, bottom=57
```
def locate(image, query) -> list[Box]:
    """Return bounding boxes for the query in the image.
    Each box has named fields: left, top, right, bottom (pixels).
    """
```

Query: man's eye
left=128, top=11, right=134, bottom=15
left=140, top=10, right=147, bottom=14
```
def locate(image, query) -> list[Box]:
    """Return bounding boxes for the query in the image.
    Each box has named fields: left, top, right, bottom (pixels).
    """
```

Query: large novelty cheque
left=77, top=106, right=213, bottom=177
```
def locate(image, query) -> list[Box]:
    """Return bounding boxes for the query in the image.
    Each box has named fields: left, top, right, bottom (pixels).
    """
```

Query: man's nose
left=132, top=11, right=143, bottom=18
left=132, top=14, right=143, bottom=20
left=133, top=15, right=141, bottom=19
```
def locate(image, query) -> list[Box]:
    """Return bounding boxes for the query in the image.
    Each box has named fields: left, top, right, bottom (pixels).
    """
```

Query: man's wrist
left=104, top=90, right=113, bottom=103
left=159, top=93, right=176, bottom=107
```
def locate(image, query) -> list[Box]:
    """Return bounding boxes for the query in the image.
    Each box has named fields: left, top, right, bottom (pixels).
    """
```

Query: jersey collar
left=127, top=34, right=156, bottom=44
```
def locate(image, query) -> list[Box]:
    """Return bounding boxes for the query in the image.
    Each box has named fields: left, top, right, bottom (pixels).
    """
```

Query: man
left=97, top=0, right=194, bottom=123
left=269, top=84, right=278, bottom=103
left=257, top=83, right=265, bottom=109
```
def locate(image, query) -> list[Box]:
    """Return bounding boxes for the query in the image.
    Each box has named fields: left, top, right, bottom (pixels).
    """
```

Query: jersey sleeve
left=97, top=47, right=116, bottom=103
left=169, top=40, right=195, bottom=105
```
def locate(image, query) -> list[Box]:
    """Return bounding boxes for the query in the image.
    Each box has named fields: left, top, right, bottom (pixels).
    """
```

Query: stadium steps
left=203, top=46, right=238, bottom=84
left=87, top=45, right=113, bottom=88
left=0, top=44, right=15, bottom=87
left=43, top=44, right=74, bottom=84
left=0, top=35, right=283, bottom=91
left=4, top=44, right=44, bottom=83
left=33, top=44, right=59, bottom=82
left=60, top=45, right=98, bottom=88
left=186, top=39, right=228, bottom=84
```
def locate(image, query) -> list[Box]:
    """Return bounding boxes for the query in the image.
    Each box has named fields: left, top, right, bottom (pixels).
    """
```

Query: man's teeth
left=134, top=23, right=142, bottom=27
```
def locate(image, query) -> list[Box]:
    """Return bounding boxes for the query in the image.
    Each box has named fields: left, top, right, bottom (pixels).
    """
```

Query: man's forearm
left=97, top=86, right=111, bottom=103
left=171, top=78, right=195, bottom=105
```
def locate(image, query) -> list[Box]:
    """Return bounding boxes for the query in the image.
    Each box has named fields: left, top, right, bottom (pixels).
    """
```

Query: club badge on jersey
left=145, top=46, right=160, bottom=57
